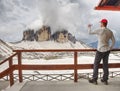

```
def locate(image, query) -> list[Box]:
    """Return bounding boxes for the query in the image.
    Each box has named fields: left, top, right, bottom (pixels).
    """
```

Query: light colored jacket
left=88, top=27, right=115, bottom=52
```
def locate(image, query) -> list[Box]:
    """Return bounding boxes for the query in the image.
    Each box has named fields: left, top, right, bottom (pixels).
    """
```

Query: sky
left=0, top=0, right=120, bottom=43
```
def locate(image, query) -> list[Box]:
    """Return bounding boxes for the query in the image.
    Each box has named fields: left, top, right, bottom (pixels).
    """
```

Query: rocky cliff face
left=22, top=26, right=51, bottom=41
left=35, top=26, right=51, bottom=41
left=22, top=25, right=76, bottom=43
left=51, top=29, right=76, bottom=43
left=23, top=29, right=35, bottom=41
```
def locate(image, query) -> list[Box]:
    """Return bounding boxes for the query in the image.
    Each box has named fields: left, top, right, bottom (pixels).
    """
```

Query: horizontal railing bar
left=0, top=66, right=15, bottom=78
left=1, top=48, right=120, bottom=66
left=13, top=49, right=96, bottom=52
left=1, top=63, right=119, bottom=78
left=12, top=63, right=120, bottom=70
left=0, top=53, right=17, bottom=65
left=14, top=65, right=74, bottom=70
left=1, top=63, right=120, bottom=78
left=77, top=63, right=120, bottom=69
left=112, top=48, right=120, bottom=51
left=13, top=48, right=120, bottom=52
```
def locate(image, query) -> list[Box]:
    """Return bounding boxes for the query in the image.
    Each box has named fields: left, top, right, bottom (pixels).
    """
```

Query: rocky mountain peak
left=22, top=25, right=76, bottom=43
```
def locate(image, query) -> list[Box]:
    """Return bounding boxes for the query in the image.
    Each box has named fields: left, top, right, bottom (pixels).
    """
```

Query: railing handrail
left=13, top=48, right=120, bottom=52
left=13, top=49, right=96, bottom=52
left=0, top=53, right=17, bottom=65
left=0, top=48, right=120, bottom=66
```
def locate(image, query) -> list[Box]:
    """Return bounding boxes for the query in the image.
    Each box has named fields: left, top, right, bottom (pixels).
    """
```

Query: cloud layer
left=0, top=0, right=120, bottom=43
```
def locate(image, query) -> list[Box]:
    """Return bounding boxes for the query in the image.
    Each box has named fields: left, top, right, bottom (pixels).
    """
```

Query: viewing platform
left=1, top=77, right=120, bottom=91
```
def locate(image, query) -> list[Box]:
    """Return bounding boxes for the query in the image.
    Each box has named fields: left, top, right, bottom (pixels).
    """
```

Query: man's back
left=98, top=28, right=113, bottom=51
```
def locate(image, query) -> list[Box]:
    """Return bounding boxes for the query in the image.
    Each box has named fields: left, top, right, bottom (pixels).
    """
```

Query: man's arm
left=110, top=33, right=115, bottom=50
left=88, top=24, right=98, bottom=34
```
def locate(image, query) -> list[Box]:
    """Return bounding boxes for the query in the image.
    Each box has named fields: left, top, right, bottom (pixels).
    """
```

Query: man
left=88, top=19, right=115, bottom=85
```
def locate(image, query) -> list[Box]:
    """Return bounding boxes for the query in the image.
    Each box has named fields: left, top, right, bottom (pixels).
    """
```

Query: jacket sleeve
left=110, top=32, right=115, bottom=49
left=88, top=27, right=99, bottom=35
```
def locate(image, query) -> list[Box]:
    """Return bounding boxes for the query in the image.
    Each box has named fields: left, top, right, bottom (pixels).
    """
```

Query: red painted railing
left=0, top=49, right=120, bottom=86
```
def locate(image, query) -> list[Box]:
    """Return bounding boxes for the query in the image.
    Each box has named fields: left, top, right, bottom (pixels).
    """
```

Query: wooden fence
left=0, top=49, right=120, bottom=86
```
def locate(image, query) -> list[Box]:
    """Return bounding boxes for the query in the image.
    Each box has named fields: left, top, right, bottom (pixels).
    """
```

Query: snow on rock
left=10, top=40, right=90, bottom=49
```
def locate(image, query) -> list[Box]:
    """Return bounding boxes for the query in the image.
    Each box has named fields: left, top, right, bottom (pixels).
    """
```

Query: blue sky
left=0, top=0, right=120, bottom=43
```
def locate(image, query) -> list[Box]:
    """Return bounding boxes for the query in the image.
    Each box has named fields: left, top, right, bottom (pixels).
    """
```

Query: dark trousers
left=93, top=50, right=110, bottom=81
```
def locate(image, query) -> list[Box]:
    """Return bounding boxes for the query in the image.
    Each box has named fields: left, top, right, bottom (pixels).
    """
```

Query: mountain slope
left=9, top=40, right=90, bottom=49
left=0, top=39, right=13, bottom=60
left=1, top=40, right=91, bottom=59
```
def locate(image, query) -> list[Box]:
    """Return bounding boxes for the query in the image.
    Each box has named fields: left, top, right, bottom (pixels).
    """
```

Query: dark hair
left=102, top=22, right=107, bottom=27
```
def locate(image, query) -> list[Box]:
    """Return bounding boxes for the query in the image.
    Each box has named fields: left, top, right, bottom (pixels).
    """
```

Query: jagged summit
left=22, top=25, right=76, bottom=44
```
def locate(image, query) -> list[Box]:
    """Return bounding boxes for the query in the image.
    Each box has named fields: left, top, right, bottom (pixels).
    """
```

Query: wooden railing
left=0, top=49, right=120, bottom=86
left=0, top=53, right=18, bottom=86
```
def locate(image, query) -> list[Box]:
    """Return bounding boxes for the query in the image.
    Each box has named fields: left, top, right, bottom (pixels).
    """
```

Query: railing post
left=18, top=52, right=23, bottom=83
left=74, top=51, right=78, bottom=82
left=9, top=57, right=14, bottom=86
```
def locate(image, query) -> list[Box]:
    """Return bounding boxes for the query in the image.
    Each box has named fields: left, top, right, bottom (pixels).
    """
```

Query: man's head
left=100, top=19, right=108, bottom=27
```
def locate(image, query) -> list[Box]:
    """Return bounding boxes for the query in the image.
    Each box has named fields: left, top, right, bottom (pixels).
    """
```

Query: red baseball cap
left=100, top=19, right=108, bottom=23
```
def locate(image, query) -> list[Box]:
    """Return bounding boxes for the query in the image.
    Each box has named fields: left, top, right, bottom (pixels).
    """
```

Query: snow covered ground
left=0, top=40, right=90, bottom=60
left=9, top=41, right=90, bottom=49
